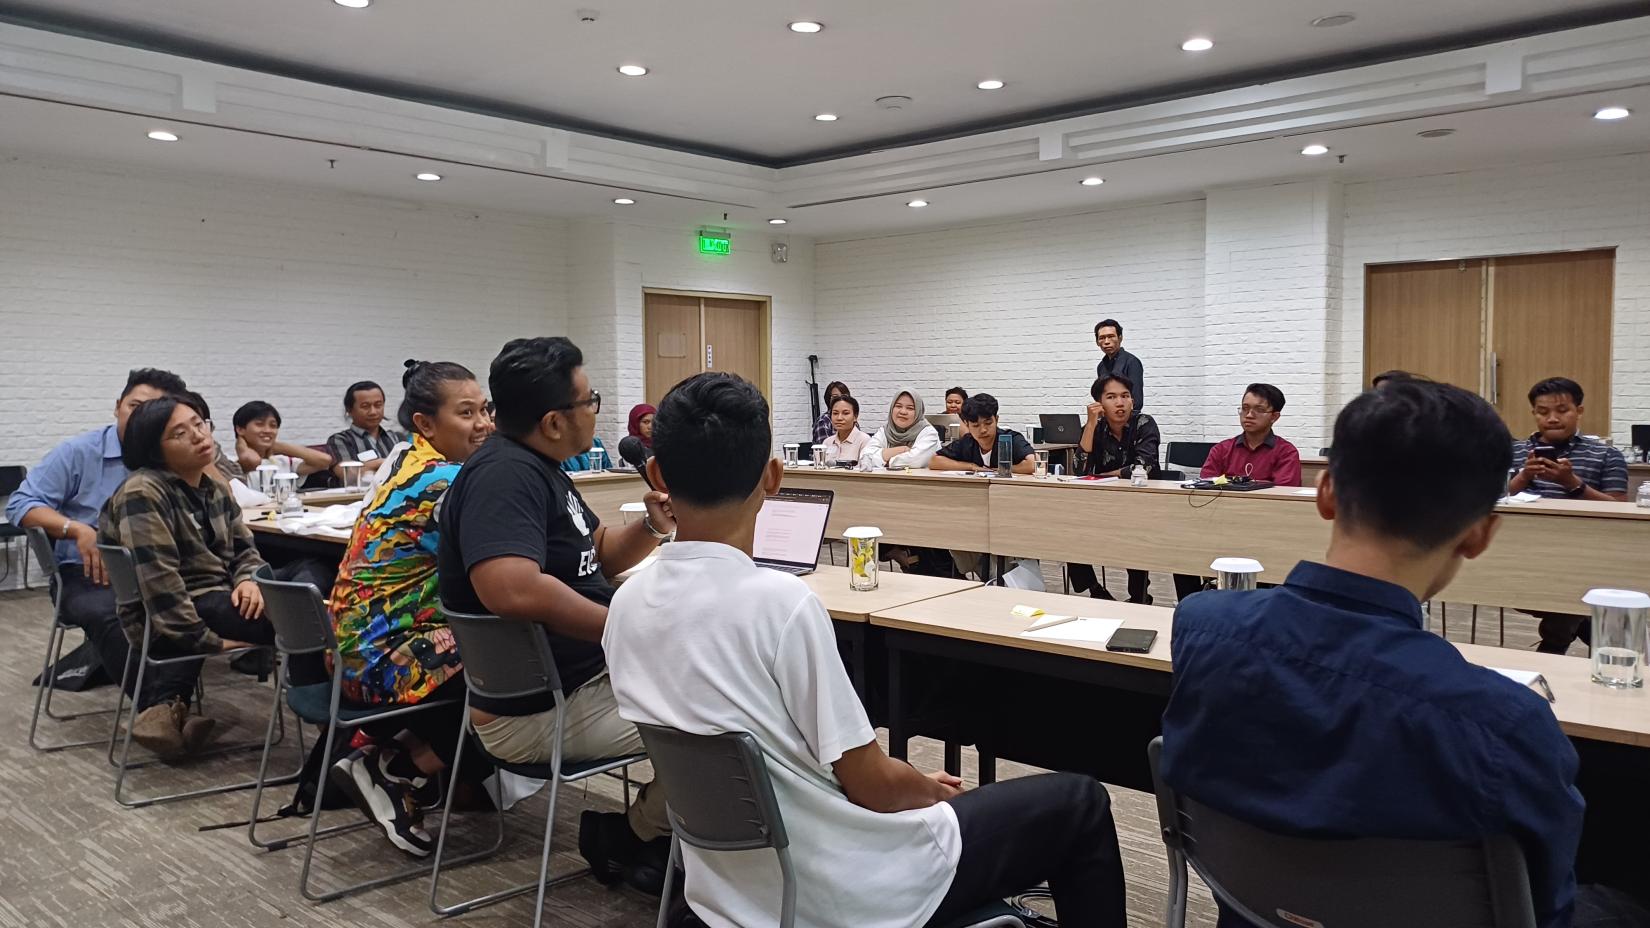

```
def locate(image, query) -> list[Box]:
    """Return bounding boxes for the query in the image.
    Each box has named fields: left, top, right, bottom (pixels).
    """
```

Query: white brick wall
left=1204, top=180, right=1343, bottom=451
left=1337, top=153, right=1650, bottom=437
left=813, top=201, right=1208, bottom=446
left=0, top=154, right=567, bottom=469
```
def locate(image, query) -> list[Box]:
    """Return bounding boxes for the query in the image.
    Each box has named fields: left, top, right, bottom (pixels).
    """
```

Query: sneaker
left=350, top=746, right=434, bottom=857
left=328, top=746, right=377, bottom=822
left=129, top=698, right=187, bottom=756
left=179, top=715, right=218, bottom=754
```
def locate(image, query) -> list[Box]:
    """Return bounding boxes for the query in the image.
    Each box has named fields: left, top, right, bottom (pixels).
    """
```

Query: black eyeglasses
left=557, top=390, right=601, bottom=416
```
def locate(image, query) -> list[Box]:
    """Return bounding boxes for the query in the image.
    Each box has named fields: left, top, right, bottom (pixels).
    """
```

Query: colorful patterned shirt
left=329, top=435, right=462, bottom=705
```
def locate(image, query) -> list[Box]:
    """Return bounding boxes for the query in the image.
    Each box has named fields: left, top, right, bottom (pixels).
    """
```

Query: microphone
left=617, top=436, right=655, bottom=490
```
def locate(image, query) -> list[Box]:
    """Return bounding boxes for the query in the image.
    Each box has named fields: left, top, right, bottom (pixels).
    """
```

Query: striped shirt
left=326, top=425, right=407, bottom=467
left=98, top=468, right=266, bottom=652
left=1509, top=433, right=1628, bottom=498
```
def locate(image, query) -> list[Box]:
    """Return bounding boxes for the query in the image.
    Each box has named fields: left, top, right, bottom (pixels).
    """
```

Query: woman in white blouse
left=859, top=389, right=941, bottom=470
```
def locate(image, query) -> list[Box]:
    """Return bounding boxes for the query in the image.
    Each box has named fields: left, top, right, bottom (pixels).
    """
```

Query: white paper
left=1291, top=488, right=1317, bottom=496
left=1022, top=617, right=1124, bottom=645
left=1491, top=667, right=1541, bottom=686
left=229, top=478, right=272, bottom=508
left=1498, top=492, right=1542, bottom=505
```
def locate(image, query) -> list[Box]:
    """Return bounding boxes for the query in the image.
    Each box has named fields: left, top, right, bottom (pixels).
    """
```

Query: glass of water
left=1584, top=588, right=1649, bottom=688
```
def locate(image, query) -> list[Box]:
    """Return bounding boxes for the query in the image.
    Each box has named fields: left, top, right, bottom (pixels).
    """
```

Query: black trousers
left=923, top=773, right=1127, bottom=928
left=1068, top=563, right=1152, bottom=605
left=56, top=565, right=196, bottom=710
left=144, top=561, right=332, bottom=696
left=1533, top=611, right=1591, bottom=655
left=360, top=674, right=493, bottom=785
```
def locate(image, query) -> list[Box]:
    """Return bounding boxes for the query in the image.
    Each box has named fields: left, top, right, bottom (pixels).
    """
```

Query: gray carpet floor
left=0, top=570, right=1561, bottom=927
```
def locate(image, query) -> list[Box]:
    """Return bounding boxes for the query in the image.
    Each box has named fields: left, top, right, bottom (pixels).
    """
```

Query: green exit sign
left=697, top=230, right=731, bottom=255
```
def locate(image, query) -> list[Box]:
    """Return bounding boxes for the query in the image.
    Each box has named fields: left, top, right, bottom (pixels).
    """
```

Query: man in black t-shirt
left=931, top=394, right=1035, bottom=577
left=437, top=336, right=676, bottom=894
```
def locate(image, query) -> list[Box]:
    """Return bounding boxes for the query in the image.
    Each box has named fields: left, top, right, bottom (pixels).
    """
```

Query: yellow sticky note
left=1010, top=605, right=1045, bottom=619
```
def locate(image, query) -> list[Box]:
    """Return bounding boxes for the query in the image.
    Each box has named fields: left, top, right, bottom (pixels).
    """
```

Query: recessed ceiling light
left=146, top=129, right=179, bottom=142
left=1310, top=13, right=1356, bottom=27
left=976, top=79, right=1005, bottom=91
left=1300, top=143, right=1331, bottom=156
left=617, top=64, right=649, bottom=77
left=1594, top=106, right=1631, bottom=121
left=906, top=199, right=928, bottom=208
left=1181, top=37, right=1214, bottom=52
left=788, top=21, right=823, bottom=33
left=613, top=197, right=636, bottom=205
left=1416, top=128, right=1456, bottom=139
left=767, top=218, right=788, bottom=225
left=414, top=172, right=442, bottom=181
left=333, top=0, right=370, bottom=8
left=814, top=113, right=838, bottom=122
left=1080, top=176, right=1105, bottom=186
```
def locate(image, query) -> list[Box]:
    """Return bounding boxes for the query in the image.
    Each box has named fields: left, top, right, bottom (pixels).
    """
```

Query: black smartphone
left=1531, top=445, right=1560, bottom=461
left=1106, top=628, right=1159, bottom=654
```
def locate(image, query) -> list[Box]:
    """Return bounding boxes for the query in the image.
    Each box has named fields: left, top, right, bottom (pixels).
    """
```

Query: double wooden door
left=643, top=290, right=770, bottom=405
left=1364, top=249, right=1614, bottom=431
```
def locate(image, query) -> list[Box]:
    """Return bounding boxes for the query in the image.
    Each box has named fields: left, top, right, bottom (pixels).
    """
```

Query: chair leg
left=530, top=774, right=563, bottom=928
left=655, top=835, right=682, bottom=928
left=248, top=681, right=338, bottom=853
left=30, top=624, right=117, bottom=751
left=1471, top=605, right=1478, bottom=644
left=1166, top=847, right=1189, bottom=928
left=1499, top=608, right=1506, bottom=647
left=429, top=721, right=514, bottom=916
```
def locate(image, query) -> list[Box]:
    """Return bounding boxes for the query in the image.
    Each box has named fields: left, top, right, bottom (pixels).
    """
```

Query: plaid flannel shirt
left=98, top=468, right=267, bottom=653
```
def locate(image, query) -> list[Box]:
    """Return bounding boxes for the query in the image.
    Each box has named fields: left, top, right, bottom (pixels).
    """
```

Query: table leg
left=977, top=750, right=997, bottom=784
left=887, top=647, right=907, bottom=761
left=944, top=742, right=962, bottom=776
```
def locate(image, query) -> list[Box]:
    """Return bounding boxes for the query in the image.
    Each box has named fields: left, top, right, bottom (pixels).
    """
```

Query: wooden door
left=1364, top=259, right=1486, bottom=392
left=644, top=292, right=702, bottom=404
left=1489, top=249, right=1614, bottom=432
left=702, top=297, right=764, bottom=386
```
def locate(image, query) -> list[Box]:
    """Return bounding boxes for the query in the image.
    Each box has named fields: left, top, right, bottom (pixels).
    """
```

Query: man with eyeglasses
left=436, top=336, right=678, bottom=894
left=1173, top=383, right=1301, bottom=602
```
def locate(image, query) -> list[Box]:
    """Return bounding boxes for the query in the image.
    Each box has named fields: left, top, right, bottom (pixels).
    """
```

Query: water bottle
left=1130, top=464, right=1148, bottom=487
left=1638, top=482, right=1650, bottom=509
left=995, top=432, right=1013, bottom=478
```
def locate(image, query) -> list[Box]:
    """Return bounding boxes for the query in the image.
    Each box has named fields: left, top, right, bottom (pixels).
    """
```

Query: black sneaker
left=327, top=746, right=376, bottom=822
left=350, top=746, right=434, bottom=857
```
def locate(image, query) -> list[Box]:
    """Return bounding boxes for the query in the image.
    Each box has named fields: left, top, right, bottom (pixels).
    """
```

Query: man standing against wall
left=1094, top=319, right=1144, bottom=411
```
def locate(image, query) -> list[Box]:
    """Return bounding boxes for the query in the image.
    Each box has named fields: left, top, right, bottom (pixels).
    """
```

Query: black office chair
left=637, top=723, right=1027, bottom=928
left=1164, top=443, right=1215, bottom=474
left=1148, top=737, right=1536, bottom=928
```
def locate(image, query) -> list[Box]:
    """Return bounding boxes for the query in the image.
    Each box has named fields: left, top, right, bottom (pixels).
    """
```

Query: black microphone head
left=617, top=435, right=651, bottom=469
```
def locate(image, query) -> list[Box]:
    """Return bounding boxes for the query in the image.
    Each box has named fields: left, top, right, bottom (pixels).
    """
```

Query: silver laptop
left=1039, top=413, right=1083, bottom=445
left=753, top=488, right=835, bottom=576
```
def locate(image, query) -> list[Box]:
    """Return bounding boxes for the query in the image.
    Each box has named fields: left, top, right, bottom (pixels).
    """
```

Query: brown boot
left=130, top=698, right=188, bottom=756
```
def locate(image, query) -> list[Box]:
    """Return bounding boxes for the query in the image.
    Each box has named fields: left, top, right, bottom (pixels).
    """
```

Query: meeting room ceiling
left=0, top=0, right=1641, bottom=165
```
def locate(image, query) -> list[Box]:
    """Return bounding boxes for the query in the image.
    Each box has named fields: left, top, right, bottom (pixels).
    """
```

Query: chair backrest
left=445, top=608, right=563, bottom=700
left=0, top=464, right=24, bottom=497
left=1148, top=737, right=1536, bottom=928
left=25, top=526, right=60, bottom=582
left=634, top=723, right=788, bottom=853
left=254, top=573, right=337, bottom=656
left=1165, top=442, right=1215, bottom=470
left=96, top=544, right=142, bottom=607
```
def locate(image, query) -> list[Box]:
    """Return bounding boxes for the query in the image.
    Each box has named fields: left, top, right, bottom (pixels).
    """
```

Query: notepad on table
left=1021, top=615, right=1125, bottom=645
left=1490, top=667, right=1556, bottom=702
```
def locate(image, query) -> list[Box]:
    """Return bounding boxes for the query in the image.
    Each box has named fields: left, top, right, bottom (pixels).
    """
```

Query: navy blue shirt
left=1161, top=562, right=1583, bottom=928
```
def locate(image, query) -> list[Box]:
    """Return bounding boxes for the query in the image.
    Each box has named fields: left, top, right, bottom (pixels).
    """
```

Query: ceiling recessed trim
left=0, top=3, right=1642, bottom=167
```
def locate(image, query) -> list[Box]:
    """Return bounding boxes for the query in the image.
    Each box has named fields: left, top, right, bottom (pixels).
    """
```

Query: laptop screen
left=753, top=490, right=833, bottom=568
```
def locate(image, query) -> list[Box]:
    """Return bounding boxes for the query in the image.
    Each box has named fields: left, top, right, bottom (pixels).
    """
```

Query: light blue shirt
left=5, top=424, right=128, bottom=566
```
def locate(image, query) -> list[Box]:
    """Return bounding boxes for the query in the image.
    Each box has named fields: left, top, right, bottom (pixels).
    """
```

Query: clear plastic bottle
left=1637, top=482, right=1650, bottom=509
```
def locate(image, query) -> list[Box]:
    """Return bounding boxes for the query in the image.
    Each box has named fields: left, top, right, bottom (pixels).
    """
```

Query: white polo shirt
left=604, top=541, right=961, bottom=928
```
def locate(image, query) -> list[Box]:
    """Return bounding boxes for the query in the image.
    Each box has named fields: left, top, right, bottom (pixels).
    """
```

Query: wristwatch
left=1564, top=483, right=1586, bottom=498
left=642, top=513, right=674, bottom=541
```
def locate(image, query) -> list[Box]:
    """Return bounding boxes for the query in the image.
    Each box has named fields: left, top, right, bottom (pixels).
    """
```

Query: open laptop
left=752, top=488, right=835, bottom=575
left=1039, top=413, right=1083, bottom=445
left=926, top=413, right=961, bottom=432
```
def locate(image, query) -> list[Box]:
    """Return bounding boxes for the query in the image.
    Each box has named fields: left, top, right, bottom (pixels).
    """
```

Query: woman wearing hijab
left=859, top=389, right=942, bottom=470
left=627, top=404, right=656, bottom=448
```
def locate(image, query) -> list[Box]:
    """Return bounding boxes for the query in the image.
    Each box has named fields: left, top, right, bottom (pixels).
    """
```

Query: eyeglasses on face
left=557, top=390, right=601, bottom=416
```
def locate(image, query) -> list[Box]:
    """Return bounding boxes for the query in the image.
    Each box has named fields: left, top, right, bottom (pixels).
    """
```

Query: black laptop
left=752, top=488, right=835, bottom=575
left=1039, top=413, right=1083, bottom=445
